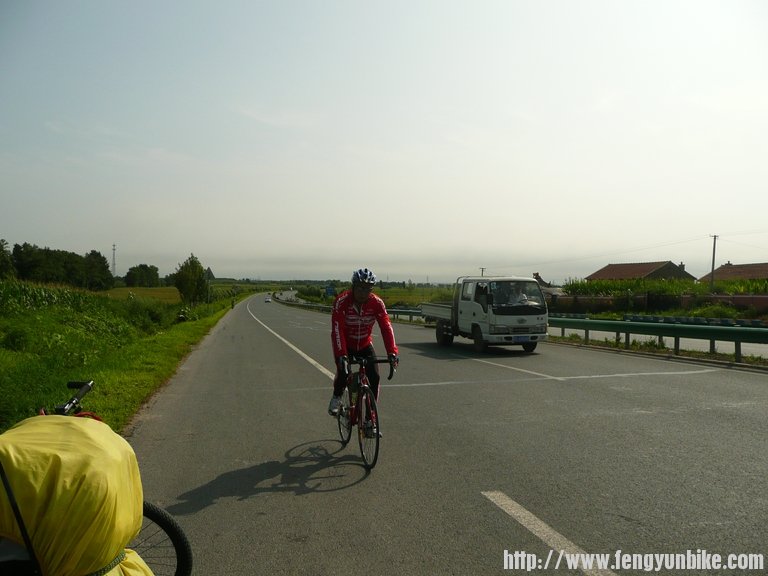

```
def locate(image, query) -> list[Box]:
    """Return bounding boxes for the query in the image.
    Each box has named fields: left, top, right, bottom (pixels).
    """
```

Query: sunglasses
left=354, top=284, right=374, bottom=291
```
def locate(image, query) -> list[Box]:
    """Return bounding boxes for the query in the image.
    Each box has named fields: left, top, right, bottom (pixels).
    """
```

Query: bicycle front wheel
left=337, top=387, right=352, bottom=445
left=130, top=501, right=193, bottom=576
left=357, top=386, right=380, bottom=470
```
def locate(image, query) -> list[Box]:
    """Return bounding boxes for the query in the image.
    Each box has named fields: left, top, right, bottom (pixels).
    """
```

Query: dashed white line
left=482, top=490, right=619, bottom=576
left=471, top=357, right=718, bottom=382
left=247, top=304, right=334, bottom=379
left=471, top=357, right=565, bottom=380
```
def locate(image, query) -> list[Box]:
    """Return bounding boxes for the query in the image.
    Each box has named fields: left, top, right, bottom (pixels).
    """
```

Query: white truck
left=420, top=276, right=548, bottom=353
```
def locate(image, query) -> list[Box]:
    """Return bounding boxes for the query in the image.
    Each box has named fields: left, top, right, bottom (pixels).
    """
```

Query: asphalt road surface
left=125, top=295, right=768, bottom=575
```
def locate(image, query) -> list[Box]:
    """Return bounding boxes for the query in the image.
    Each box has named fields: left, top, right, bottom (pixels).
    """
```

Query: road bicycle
left=13, top=380, right=194, bottom=576
left=336, top=356, right=396, bottom=470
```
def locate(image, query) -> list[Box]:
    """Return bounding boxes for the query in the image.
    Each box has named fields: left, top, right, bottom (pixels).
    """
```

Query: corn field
left=0, top=280, right=98, bottom=313
left=562, top=278, right=768, bottom=297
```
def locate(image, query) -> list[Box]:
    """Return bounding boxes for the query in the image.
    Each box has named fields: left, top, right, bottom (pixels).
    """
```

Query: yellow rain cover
left=0, top=416, right=152, bottom=576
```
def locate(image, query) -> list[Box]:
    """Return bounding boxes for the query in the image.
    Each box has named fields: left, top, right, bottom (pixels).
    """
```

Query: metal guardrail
left=548, top=316, right=768, bottom=362
left=275, top=296, right=767, bottom=362
left=390, top=309, right=423, bottom=321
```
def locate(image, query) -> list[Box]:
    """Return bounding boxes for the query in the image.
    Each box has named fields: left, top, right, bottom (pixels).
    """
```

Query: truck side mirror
left=487, top=293, right=494, bottom=305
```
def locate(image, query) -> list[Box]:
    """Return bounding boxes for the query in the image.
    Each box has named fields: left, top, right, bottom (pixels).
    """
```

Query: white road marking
left=560, top=368, right=717, bottom=380
left=247, top=305, right=334, bottom=379
left=471, top=358, right=565, bottom=380
left=471, top=357, right=718, bottom=382
left=482, top=490, right=619, bottom=576
left=385, top=380, right=498, bottom=388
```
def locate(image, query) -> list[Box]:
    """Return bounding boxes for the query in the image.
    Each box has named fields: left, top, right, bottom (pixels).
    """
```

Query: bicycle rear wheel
left=130, top=501, right=193, bottom=576
left=337, top=387, right=352, bottom=445
left=357, top=386, right=380, bottom=470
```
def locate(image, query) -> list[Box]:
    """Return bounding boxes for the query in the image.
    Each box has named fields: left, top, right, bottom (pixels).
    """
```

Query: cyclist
left=328, top=268, right=399, bottom=416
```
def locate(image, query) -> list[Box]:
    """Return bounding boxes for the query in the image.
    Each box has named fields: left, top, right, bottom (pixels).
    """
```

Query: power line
left=491, top=235, right=710, bottom=270
left=718, top=237, right=768, bottom=251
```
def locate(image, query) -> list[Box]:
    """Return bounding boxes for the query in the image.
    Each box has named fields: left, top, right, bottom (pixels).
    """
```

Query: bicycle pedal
left=363, top=422, right=379, bottom=438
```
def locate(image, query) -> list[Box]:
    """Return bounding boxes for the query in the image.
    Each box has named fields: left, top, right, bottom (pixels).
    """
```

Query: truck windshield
left=489, top=281, right=545, bottom=310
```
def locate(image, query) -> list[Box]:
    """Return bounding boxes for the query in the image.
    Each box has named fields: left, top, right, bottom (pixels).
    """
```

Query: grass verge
left=0, top=280, right=239, bottom=434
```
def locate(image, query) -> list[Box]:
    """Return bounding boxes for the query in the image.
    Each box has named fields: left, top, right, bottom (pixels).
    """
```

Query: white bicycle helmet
left=352, top=268, right=377, bottom=285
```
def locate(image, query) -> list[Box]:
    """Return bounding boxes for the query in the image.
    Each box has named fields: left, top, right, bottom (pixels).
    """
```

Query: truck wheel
left=472, top=326, right=487, bottom=352
left=435, top=320, right=454, bottom=346
left=522, top=342, right=537, bottom=353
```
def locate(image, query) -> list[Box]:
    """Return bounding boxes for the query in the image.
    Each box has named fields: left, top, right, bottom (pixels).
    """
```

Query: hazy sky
left=2, top=1, right=767, bottom=284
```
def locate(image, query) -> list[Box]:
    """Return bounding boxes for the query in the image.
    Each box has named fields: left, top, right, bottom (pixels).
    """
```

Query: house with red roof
left=698, top=262, right=768, bottom=284
left=585, top=261, right=696, bottom=281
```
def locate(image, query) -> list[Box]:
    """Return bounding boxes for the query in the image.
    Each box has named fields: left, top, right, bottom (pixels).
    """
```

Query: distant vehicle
left=265, top=296, right=272, bottom=303
left=420, top=275, right=548, bottom=353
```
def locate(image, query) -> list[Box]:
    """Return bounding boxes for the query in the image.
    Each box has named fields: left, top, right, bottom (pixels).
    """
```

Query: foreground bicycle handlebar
left=55, top=380, right=94, bottom=415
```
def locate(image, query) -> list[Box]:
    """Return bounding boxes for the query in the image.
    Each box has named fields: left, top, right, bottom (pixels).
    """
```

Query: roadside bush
left=3, top=328, right=30, bottom=352
left=123, top=297, right=179, bottom=333
left=297, top=285, right=323, bottom=302
left=686, top=303, right=739, bottom=319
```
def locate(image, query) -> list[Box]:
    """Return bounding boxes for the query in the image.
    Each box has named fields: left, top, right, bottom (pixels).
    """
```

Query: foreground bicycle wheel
left=357, top=387, right=380, bottom=470
left=130, top=501, right=193, bottom=576
left=337, top=387, right=352, bottom=445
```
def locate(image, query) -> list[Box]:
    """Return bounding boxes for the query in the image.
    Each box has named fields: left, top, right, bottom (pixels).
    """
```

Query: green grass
left=73, top=314, right=225, bottom=431
left=0, top=280, right=236, bottom=433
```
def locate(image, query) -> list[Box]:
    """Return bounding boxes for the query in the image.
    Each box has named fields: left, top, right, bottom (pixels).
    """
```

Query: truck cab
left=447, top=276, right=548, bottom=352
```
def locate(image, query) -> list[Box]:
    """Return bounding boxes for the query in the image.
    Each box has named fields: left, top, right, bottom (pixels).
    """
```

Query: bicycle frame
left=336, top=356, right=395, bottom=470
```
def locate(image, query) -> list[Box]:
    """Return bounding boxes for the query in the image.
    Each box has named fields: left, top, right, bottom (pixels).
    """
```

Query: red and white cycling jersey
left=331, top=289, right=398, bottom=357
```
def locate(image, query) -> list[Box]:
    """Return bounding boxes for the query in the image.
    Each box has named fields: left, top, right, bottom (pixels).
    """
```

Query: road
left=125, top=295, right=768, bottom=575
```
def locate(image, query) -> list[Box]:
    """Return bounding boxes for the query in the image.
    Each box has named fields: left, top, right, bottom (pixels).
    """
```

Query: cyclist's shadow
left=166, top=439, right=366, bottom=516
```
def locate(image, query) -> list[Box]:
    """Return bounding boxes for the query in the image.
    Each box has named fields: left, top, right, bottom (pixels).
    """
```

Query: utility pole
left=112, top=244, right=116, bottom=277
left=479, top=267, right=485, bottom=277
left=709, top=235, right=718, bottom=293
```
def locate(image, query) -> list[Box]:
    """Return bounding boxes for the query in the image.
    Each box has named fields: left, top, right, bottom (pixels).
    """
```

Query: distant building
left=585, top=261, right=696, bottom=281
left=698, top=262, right=768, bottom=284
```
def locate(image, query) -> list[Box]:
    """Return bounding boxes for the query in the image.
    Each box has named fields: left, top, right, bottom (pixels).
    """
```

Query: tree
left=83, top=250, right=114, bottom=290
left=10, top=242, right=112, bottom=290
left=126, top=264, right=160, bottom=287
left=63, top=250, right=86, bottom=286
left=174, top=254, right=208, bottom=304
left=0, top=239, right=15, bottom=279
left=12, top=243, right=46, bottom=281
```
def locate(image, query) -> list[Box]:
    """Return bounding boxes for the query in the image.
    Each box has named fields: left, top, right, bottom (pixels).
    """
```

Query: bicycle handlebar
left=54, top=380, right=94, bottom=415
left=345, top=356, right=397, bottom=381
